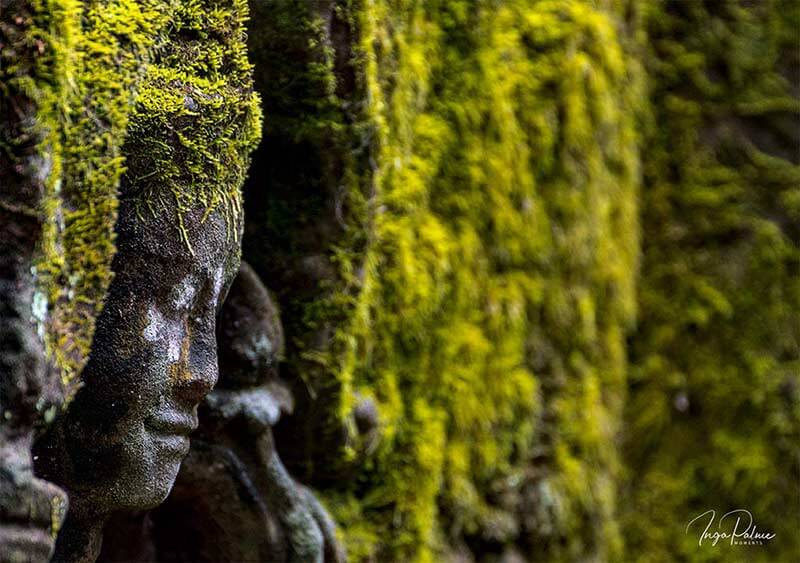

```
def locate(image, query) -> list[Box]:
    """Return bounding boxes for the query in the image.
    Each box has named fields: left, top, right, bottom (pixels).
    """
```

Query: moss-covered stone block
left=34, top=0, right=167, bottom=397
left=243, top=1, right=642, bottom=560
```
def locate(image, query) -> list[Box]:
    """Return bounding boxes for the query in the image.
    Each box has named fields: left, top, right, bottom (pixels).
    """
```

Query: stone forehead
left=114, top=202, right=241, bottom=288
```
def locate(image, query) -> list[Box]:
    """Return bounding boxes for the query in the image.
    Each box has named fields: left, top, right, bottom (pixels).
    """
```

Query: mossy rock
left=25, top=0, right=260, bottom=401
left=34, top=0, right=168, bottom=398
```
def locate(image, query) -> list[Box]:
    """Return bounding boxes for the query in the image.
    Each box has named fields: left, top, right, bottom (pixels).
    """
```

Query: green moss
left=35, top=0, right=167, bottom=395
left=10, top=1, right=793, bottom=561
left=5, top=0, right=258, bottom=402
left=234, top=1, right=798, bottom=561
left=334, top=2, right=642, bottom=560
left=30, top=0, right=260, bottom=396
left=622, top=2, right=800, bottom=562
left=1, top=0, right=77, bottom=417
left=121, top=0, right=262, bottom=249
left=239, top=1, right=642, bottom=560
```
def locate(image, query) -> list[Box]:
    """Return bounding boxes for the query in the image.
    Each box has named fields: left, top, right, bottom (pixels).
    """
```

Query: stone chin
left=120, top=446, right=187, bottom=512
left=138, top=433, right=193, bottom=509
left=62, top=421, right=191, bottom=514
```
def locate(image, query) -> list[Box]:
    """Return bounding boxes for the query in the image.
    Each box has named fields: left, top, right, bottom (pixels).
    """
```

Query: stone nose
left=174, top=343, right=219, bottom=404
left=174, top=373, right=216, bottom=404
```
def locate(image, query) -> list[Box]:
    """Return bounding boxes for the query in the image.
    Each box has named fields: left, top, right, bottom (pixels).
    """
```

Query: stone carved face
left=207, top=261, right=292, bottom=428
left=117, top=262, right=344, bottom=563
left=36, top=200, right=241, bottom=514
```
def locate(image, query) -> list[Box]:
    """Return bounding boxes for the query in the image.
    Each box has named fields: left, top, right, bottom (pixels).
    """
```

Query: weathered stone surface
left=1, top=2, right=797, bottom=562
left=35, top=204, right=241, bottom=562
left=97, top=263, right=344, bottom=562
left=1, top=2, right=69, bottom=560
left=168, top=264, right=341, bottom=563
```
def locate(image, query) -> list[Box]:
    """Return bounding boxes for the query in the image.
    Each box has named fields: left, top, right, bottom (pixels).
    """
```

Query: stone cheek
left=144, top=302, right=188, bottom=383
left=170, top=274, right=197, bottom=315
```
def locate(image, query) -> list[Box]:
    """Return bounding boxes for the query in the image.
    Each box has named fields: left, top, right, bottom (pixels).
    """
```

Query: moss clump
left=622, top=1, right=800, bottom=562
left=37, top=0, right=167, bottom=395
left=332, top=1, right=643, bottom=560
left=21, top=0, right=260, bottom=399
left=0, top=0, right=75, bottom=218
left=121, top=0, right=262, bottom=249
left=244, top=4, right=799, bottom=559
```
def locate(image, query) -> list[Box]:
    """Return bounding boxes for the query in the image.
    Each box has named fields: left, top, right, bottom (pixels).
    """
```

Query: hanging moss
left=7, top=1, right=796, bottom=561
left=241, top=1, right=641, bottom=560
left=622, top=1, right=800, bottom=562
left=0, top=0, right=74, bottom=216
left=121, top=0, right=262, bottom=249
left=330, top=1, right=643, bottom=560
left=2, top=0, right=260, bottom=402
left=35, top=0, right=168, bottom=396
left=31, top=0, right=260, bottom=397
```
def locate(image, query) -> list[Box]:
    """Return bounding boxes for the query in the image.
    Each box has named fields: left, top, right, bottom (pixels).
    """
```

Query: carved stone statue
left=0, top=247, right=67, bottom=563
left=0, top=155, right=68, bottom=563
left=0, top=97, right=68, bottom=563
left=33, top=199, right=242, bottom=561
left=98, top=262, right=346, bottom=562
left=30, top=0, right=260, bottom=560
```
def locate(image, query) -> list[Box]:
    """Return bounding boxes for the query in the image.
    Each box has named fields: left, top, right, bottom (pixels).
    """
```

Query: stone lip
left=145, top=410, right=199, bottom=439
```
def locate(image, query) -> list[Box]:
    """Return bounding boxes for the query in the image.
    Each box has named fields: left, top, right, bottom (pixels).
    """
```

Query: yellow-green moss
left=240, top=1, right=797, bottom=561
left=122, top=0, right=262, bottom=249
left=334, top=2, right=642, bottom=560
left=38, top=0, right=167, bottom=395
left=622, top=1, right=800, bottom=561
left=1, top=0, right=71, bottom=342
left=239, top=1, right=642, bottom=560
left=32, top=0, right=260, bottom=396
